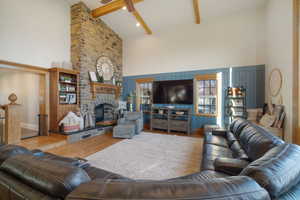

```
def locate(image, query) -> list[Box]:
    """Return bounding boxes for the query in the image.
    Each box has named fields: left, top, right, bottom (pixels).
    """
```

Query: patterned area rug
left=86, top=132, right=203, bottom=180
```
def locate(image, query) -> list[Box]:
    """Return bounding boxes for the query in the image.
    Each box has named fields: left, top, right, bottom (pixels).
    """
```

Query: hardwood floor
left=18, top=134, right=67, bottom=151
left=47, top=132, right=122, bottom=158
left=18, top=129, right=204, bottom=158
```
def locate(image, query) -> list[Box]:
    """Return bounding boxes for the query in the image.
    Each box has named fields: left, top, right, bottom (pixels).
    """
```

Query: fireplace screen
left=95, top=103, right=115, bottom=126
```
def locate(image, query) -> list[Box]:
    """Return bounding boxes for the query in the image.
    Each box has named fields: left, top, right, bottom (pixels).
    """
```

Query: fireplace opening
left=95, top=103, right=116, bottom=126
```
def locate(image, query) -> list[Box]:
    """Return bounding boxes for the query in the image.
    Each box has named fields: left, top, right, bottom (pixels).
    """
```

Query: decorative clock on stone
left=96, top=56, right=115, bottom=84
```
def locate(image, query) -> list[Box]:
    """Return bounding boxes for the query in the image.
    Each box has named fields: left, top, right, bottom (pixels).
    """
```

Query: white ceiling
left=68, top=0, right=267, bottom=39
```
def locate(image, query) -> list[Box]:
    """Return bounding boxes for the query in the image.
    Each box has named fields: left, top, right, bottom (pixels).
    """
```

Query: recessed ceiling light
left=136, top=23, right=140, bottom=27
left=122, top=6, right=126, bottom=10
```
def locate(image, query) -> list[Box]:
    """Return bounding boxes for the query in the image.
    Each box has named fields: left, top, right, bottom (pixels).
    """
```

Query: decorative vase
left=8, top=93, right=17, bottom=105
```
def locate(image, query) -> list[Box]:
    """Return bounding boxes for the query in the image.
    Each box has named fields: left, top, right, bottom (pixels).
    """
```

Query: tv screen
left=153, top=80, right=193, bottom=104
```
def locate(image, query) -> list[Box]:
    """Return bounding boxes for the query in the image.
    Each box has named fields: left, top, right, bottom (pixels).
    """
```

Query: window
left=194, top=74, right=219, bottom=117
left=135, top=78, right=154, bottom=112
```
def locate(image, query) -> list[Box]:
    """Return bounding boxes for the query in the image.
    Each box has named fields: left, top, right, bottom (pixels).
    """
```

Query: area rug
left=86, top=132, right=203, bottom=180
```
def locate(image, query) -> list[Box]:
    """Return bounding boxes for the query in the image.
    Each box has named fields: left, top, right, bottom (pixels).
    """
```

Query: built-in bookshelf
left=49, top=68, right=79, bottom=132
left=58, top=72, right=78, bottom=104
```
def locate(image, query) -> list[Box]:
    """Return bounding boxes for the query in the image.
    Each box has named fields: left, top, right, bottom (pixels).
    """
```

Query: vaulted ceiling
left=68, top=0, right=267, bottom=39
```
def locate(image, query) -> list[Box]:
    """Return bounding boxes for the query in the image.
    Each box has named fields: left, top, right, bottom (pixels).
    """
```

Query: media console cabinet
left=150, top=107, right=192, bottom=135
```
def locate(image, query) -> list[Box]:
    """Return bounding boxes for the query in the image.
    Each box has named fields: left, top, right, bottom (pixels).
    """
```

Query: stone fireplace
left=70, top=2, right=123, bottom=128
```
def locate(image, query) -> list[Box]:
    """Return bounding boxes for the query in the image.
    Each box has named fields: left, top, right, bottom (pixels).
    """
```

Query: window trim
left=135, top=78, right=154, bottom=112
left=194, top=74, right=219, bottom=117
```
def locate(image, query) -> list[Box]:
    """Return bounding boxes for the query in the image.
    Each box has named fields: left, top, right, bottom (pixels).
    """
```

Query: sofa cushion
left=229, top=118, right=249, bottom=138
left=66, top=176, right=270, bottom=200
left=203, top=144, right=233, bottom=157
left=0, top=154, right=91, bottom=198
left=241, top=144, right=300, bottom=198
left=0, top=145, right=32, bottom=164
left=238, top=124, right=284, bottom=161
left=230, top=141, right=249, bottom=160
left=202, top=144, right=234, bottom=171
left=226, top=131, right=238, bottom=146
left=204, top=133, right=229, bottom=148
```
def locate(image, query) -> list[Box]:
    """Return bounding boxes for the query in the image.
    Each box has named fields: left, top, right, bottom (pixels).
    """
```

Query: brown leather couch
left=0, top=119, right=299, bottom=200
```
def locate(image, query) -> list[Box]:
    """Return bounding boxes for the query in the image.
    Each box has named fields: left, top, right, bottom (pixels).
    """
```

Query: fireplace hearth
left=95, top=103, right=116, bottom=126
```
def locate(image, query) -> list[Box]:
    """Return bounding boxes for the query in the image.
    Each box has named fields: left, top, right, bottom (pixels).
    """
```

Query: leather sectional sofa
left=0, top=119, right=300, bottom=199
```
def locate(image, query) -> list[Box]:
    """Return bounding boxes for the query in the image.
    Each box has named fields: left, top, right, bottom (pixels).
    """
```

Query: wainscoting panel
left=123, top=65, right=265, bottom=131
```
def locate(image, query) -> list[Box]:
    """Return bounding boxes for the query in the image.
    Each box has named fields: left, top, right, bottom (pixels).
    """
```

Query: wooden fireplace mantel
left=90, top=82, right=121, bottom=99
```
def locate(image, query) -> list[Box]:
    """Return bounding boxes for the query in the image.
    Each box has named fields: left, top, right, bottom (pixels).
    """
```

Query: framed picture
left=89, top=71, right=98, bottom=82
left=67, top=94, right=76, bottom=104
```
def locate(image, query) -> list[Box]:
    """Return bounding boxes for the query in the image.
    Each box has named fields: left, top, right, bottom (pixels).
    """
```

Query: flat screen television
left=153, top=80, right=193, bottom=104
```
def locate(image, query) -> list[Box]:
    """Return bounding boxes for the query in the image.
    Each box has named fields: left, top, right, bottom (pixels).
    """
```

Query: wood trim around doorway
left=0, top=59, right=49, bottom=136
left=293, top=0, right=300, bottom=144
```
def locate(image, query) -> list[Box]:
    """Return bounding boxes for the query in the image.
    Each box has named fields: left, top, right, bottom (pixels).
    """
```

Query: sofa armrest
left=212, top=129, right=227, bottom=137
left=214, top=158, right=249, bottom=176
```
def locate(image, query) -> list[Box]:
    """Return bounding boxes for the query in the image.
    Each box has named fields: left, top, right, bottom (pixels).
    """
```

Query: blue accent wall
left=123, top=65, right=265, bottom=131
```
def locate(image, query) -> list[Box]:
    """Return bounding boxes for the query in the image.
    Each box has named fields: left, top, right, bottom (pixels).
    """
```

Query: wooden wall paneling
left=231, top=66, right=265, bottom=109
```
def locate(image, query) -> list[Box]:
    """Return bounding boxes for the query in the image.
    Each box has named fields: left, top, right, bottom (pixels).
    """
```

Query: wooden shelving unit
left=225, top=87, right=247, bottom=124
left=49, top=68, right=80, bottom=133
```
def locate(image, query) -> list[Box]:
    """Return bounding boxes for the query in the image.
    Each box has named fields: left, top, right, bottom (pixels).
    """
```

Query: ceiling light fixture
left=136, top=23, right=140, bottom=27
left=122, top=6, right=127, bottom=10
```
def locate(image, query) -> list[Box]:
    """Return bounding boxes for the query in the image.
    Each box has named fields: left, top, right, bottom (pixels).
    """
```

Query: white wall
left=0, top=0, right=71, bottom=68
left=265, top=0, right=294, bottom=142
left=0, top=71, right=40, bottom=130
left=123, top=8, right=266, bottom=76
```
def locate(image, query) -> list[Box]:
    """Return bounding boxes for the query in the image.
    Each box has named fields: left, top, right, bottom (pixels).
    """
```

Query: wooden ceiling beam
left=124, top=0, right=135, bottom=12
left=132, top=10, right=152, bottom=35
left=92, top=0, right=143, bottom=18
left=193, top=0, right=201, bottom=24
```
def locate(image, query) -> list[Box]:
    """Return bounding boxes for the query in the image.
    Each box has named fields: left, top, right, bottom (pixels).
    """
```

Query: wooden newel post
left=2, top=94, right=22, bottom=144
